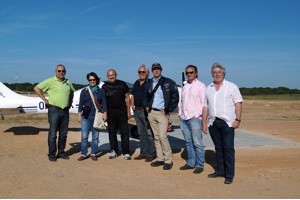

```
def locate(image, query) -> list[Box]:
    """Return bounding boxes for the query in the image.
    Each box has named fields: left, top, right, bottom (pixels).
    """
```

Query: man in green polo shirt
left=34, top=64, right=75, bottom=162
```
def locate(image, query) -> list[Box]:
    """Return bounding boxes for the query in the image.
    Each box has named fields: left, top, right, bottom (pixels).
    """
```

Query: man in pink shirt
left=178, top=65, right=206, bottom=174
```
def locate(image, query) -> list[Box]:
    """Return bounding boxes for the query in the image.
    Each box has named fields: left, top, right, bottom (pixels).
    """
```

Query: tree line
left=3, top=82, right=87, bottom=92
left=239, top=87, right=300, bottom=95
left=3, top=82, right=300, bottom=95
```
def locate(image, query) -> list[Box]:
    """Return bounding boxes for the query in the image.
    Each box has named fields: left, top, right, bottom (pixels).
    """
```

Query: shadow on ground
left=3, top=126, right=80, bottom=135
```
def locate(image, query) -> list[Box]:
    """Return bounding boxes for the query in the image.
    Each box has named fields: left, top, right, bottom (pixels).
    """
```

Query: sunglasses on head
left=185, top=71, right=194, bottom=75
left=138, top=71, right=146, bottom=74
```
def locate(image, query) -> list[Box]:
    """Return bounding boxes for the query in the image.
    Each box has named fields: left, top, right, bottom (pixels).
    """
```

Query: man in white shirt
left=202, top=63, right=243, bottom=184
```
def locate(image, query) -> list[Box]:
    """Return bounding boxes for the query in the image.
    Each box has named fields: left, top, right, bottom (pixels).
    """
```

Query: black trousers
left=107, top=113, right=130, bottom=154
left=209, top=118, right=235, bottom=180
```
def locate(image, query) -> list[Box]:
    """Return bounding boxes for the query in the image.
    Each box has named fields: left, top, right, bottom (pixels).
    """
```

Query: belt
left=152, top=108, right=161, bottom=111
left=48, top=104, right=69, bottom=111
left=215, top=117, right=223, bottom=121
left=135, top=107, right=144, bottom=110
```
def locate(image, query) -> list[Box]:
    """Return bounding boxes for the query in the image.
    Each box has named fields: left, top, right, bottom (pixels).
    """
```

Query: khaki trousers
left=148, top=110, right=173, bottom=164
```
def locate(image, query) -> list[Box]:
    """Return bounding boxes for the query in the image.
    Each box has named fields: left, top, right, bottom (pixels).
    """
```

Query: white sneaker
left=109, top=150, right=117, bottom=159
left=122, top=154, right=131, bottom=160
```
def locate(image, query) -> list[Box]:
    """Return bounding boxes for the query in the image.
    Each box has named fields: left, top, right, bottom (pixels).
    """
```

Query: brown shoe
left=91, top=155, right=98, bottom=161
left=145, top=156, right=156, bottom=162
left=134, top=155, right=147, bottom=160
left=78, top=156, right=87, bottom=161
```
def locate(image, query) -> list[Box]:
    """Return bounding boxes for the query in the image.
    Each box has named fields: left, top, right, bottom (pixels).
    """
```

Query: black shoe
left=48, top=155, right=57, bottom=162
left=193, top=167, right=204, bottom=174
left=163, top=163, right=173, bottom=170
left=57, top=154, right=70, bottom=160
left=151, top=161, right=164, bottom=167
left=208, top=172, right=225, bottom=178
left=224, top=179, right=233, bottom=184
left=179, top=164, right=194, bottom=170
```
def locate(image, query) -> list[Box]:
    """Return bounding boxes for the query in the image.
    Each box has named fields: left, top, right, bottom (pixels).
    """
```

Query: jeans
left=48, top=106, right=69, bottom=156
left=134, top=109, right=156, bottom=157
left=81, top=115, right=99, bottom=156
left=179, top=118, right=205, bottom=168
left=209, top=118, right=235, bottom=180
left=107, top=113, right=130, bottom=154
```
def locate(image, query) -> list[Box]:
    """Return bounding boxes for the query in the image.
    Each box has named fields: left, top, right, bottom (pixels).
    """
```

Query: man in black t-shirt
left=102, top=69, right=131, bottom=160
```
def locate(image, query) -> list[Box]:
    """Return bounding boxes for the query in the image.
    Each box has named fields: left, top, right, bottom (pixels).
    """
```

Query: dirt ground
left=0, top=100, right=299, bottom=198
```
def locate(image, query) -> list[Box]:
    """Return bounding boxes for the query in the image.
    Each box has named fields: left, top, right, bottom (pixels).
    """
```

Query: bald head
left=107, top=69, right=117, bottom=83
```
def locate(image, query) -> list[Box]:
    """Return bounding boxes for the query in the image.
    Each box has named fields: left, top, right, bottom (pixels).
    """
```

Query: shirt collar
left=152, top=76, right=161, bottom=83
left=54, top=76, right=67, bottom=83
left=184, top=79, right=197, bottom=85
left=210, top=79, right=227, bottom=87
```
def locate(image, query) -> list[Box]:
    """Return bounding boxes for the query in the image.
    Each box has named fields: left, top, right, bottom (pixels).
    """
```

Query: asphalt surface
left=96, top=126, right=299, bottom=151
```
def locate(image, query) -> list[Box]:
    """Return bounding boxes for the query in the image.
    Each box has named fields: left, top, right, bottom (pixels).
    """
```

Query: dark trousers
left=107, top=113, right=130, bottom=154
left=48, top=106, right=69, bottom=156
left=209, top=118, right=235, bottom=180
left=134, top=109, right=156, bottom=157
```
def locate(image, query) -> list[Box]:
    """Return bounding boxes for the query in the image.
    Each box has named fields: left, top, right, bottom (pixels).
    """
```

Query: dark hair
left=186, top=65, right=198, bottom=78
left=186, top=65, right=198, bottom=73
left=86, top=72, right=100, bottom=85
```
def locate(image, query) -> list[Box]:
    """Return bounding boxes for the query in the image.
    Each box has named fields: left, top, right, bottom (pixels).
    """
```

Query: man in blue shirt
left=143, top=63, right=179, bottom=170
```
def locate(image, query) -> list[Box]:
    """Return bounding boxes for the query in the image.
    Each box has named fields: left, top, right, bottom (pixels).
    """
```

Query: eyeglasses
left=185, top=71, right=194, bottom=75
left=89, top=79, right=96, bottom=82
left=138, top=71, right=146, bottom=74
left=57, top=70, right=66, bottom=73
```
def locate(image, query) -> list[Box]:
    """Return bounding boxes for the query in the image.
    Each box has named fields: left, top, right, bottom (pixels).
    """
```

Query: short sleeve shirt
left=37, top=76, right=75, bottom=109
left=204, top=79, right=243, bottom=127
left=102, top=79, right=129, bottom=116
left=132, top=79, right=149, bottom=107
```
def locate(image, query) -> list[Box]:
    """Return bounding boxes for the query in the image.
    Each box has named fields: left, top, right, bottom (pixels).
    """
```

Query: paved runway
left=96, top=126, right=299, bottom=151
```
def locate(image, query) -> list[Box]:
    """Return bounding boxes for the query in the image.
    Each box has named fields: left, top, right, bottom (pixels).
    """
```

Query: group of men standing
left=34, top=62, right=242, bottom=184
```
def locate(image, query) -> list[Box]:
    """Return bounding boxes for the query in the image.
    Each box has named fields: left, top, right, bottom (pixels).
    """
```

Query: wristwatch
left=235, top=118, right=241, bottom=122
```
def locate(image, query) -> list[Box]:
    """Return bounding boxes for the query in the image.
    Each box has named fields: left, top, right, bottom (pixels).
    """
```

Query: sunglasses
left=185, top=71, right=194, bottom=75
left=138, top=71, right=146, bottom=74
left=152, top=67, right=161, bottom=71
left=57, top=70, right=66, bottom=73
left=89, top=79, right=96, bottom=82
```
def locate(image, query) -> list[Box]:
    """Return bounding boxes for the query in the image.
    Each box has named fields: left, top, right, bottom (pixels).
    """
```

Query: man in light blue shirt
left=144, top=63, right=179, bottom=170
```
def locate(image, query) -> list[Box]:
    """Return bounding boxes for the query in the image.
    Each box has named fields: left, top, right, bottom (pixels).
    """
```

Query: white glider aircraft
left=0, top=80, right=181, bottom=134
left=0, top=81, right=104, bottom=118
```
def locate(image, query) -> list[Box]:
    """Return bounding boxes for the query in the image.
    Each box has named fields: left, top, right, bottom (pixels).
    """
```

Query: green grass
left=243, top=94, right=300, bottom=100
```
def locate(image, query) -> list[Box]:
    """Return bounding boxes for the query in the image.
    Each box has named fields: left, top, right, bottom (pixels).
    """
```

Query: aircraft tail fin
left=0, top=82, right=25, bottom=101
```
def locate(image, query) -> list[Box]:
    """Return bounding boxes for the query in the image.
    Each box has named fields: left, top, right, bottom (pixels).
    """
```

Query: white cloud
left=113, top=22, right=133, bottom=34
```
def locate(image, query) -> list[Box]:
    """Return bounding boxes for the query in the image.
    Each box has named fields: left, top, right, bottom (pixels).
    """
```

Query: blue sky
left=0, top=0, right=299, bottom=89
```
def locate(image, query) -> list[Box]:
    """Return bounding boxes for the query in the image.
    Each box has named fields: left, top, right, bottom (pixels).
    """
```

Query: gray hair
left=211, top=62, right=226, bottom=76
left=138, top=64, right=150, bottom=75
